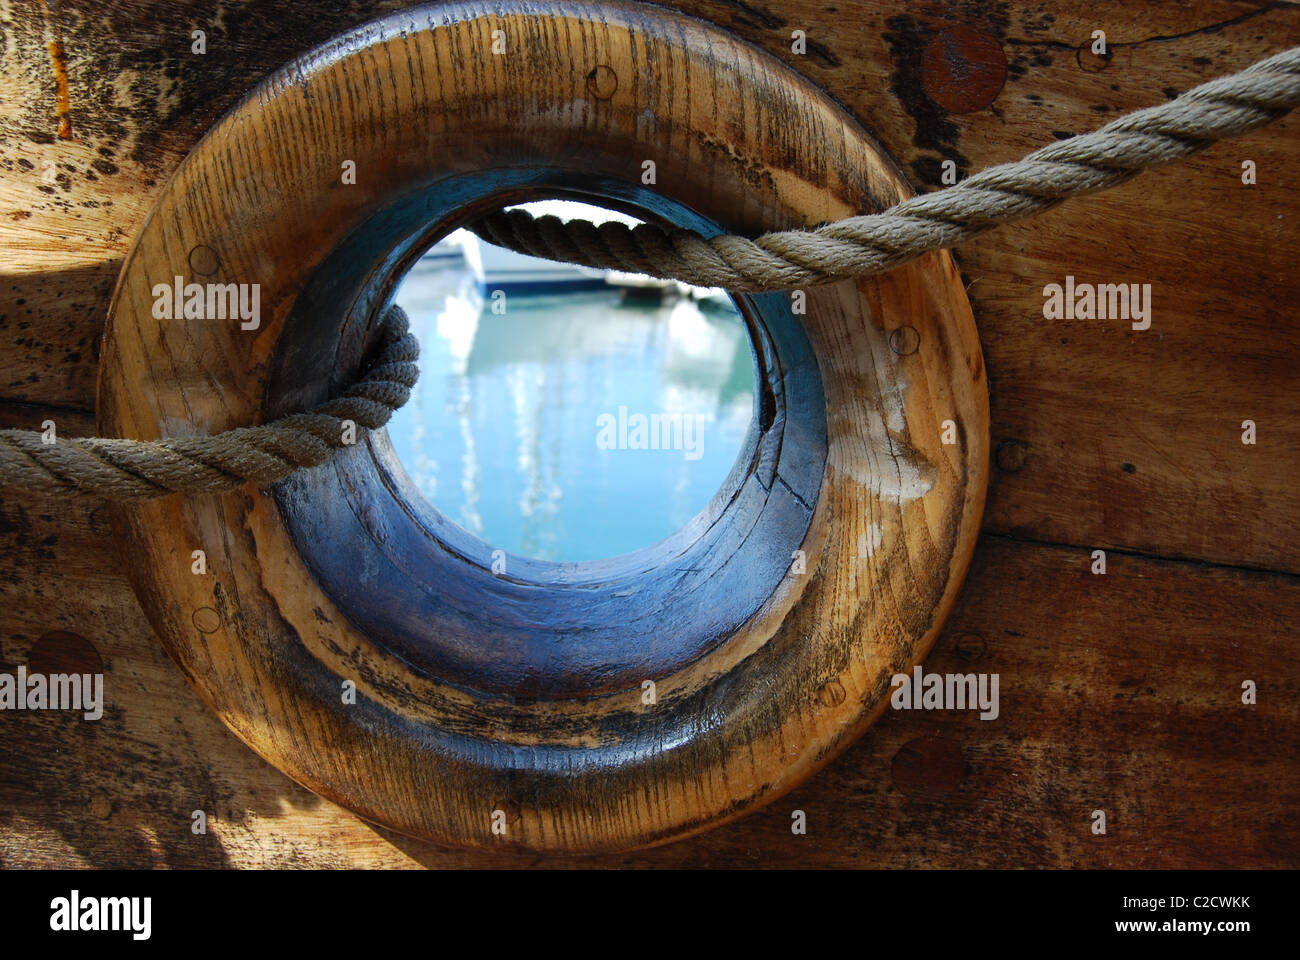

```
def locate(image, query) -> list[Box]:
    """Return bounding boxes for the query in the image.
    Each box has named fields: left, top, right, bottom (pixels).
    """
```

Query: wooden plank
left=974, top=119, right=1300, bottom=574
left=2, top=0, right=1298, bottom=863
left=2, top=1, right=1298, bottom=571
left=2, top=500, right=1293, bottom=867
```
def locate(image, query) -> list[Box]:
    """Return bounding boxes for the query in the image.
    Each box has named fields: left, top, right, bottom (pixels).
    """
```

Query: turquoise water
left=388, top=258, right=755, bottom=562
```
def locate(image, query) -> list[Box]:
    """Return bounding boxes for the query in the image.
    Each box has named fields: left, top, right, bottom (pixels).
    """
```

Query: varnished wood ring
left=99, top=0, right=988, bottom=852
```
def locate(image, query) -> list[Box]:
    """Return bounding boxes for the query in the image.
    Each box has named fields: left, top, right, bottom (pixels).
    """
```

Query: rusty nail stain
left=891, top=736, right=966, bottom=800
left=995, top=439, right=1028, bottom=472
left=921, top=24, right=1007, bottom=114
left=188, top=245, right=221, bottom=276
left=817, top=679, right=847, bottom=708
left=889, top=325, right=920, bottom=356
left=1077, top=42, right=1112, bottom=73
left=586, top=64, right=618, bottom=100
left=30, top=631, right=103, bottom=676
left=192, top=607, right=221, bottom=634
left=88, top=794, right=113, bottom=820
left=38, top=0, right=73, bottom=140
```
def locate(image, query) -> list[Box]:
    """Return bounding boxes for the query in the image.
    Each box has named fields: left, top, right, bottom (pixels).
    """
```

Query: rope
left=0, top=305, right=418, bottom=500
left=468, top=44, right=1300, bottom=292
left=2, top=45, right=1297, bottom=500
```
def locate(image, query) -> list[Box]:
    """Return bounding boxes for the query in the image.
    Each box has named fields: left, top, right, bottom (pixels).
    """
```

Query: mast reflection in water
left=389, top=241, right=755, bottom=563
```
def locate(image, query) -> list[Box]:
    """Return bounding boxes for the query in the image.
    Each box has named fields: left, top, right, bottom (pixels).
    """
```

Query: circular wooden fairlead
left=99, top=0, right=988, bottom=852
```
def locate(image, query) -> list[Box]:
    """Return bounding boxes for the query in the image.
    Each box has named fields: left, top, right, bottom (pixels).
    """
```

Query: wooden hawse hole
left=98, top=0, right=988, bottom=853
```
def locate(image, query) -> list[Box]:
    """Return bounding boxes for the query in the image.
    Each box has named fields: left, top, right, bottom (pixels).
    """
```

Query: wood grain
left=94, top=1, right=986, bottom=852
left=2, top=0, right=1298, bottom=865
left=2, top=495, right=1293, bottom=868
left=3, top=0, right=1297, bottom=570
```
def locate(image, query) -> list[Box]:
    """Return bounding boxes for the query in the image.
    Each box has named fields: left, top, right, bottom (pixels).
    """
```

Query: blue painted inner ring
left=269, top=169, right=827, bottom=699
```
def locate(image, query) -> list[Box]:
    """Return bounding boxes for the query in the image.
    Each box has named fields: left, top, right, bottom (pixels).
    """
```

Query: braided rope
left=468, top=44, right=1300, bottom=293
left=0, top=306, right=419, bottom=500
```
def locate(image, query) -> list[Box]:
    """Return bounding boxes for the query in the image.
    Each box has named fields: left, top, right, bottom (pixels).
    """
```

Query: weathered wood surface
left=94, top=1, right=987, bottom=852
left=2, top=0, right=1299, bottom=865
left=2, top=491, right=1294, bottom=867
left=3, top=0, right=1298, bottom=572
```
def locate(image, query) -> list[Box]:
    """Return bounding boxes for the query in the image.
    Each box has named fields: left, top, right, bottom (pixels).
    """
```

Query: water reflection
left=389, top=256, right=755, bottom=562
